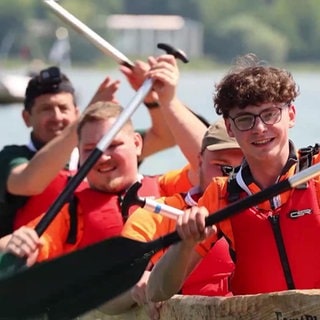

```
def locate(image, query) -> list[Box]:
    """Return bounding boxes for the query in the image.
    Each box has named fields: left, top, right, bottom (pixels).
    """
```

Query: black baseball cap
left=24, top=66, right=75, bottom=111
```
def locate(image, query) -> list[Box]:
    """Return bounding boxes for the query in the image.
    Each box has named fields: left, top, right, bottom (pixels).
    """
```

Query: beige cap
left=201, top=119, right=240, bottom=152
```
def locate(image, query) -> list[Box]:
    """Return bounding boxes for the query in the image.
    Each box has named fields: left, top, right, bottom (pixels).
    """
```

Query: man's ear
left=134, top=132, right=144, bottom=157
left=224, top=118, right=235, bottom=137
left=75, top=106, right=81, bottom=118
left=288, top=104, right=296, bottom=128
left=22, top=109, right=32, bottom=127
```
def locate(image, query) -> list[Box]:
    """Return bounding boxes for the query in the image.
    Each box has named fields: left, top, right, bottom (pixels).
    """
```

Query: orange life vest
left=230, top=181, right=320, bottom=295
left=71, top=175, right=162, bottom=249
left=78, top=175, right=162, bottom=248
left=14, top=170, right=88, bottom=229
left=75, top=188, right=124, bottom=249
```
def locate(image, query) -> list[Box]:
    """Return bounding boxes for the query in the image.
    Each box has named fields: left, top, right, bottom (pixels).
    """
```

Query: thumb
left=26, top=248, right=39, bottom=267
left=205, top=224, right=217, bottom=238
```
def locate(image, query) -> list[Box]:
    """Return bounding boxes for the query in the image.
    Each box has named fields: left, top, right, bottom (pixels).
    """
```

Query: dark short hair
left=24, top=66, right=76, bottom=111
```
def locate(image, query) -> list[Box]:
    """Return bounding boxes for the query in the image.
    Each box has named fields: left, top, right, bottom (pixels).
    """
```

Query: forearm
left=100, top=269, right=153, bottom=315
left=8, top=122, right=78, bottom=195
left=141, top=107, right=175, bottom=159
left=99, top=290, right=135, bottom=315
left=145, top=54, right=206, bottom=171
left=160, top=98, right=207, bottom=174
left=0, top=234, right=11, bottom=251
left=147, top=242, right=197, bottom=302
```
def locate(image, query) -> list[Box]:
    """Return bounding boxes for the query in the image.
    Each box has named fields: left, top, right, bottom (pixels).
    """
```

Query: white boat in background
left=0, top=73, right=30, bottom=104
left=0, top=27, right=71, bottom=105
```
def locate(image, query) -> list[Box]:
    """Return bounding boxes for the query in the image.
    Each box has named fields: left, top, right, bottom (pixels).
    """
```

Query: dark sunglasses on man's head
left=219, top=164, right=234, bottom=176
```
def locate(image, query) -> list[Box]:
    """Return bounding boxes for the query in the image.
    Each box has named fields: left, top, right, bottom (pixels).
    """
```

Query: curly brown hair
left=214, top=54, right=300, bottom=117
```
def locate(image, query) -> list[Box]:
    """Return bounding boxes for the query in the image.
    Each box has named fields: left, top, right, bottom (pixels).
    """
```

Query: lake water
left=0, top=67, right=320, bottom=175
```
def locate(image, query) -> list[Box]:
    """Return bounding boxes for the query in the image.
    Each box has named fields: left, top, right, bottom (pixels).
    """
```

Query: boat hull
left=0, top=74, right=30, bottom=104
left=79, top=290, right=320, bottom=320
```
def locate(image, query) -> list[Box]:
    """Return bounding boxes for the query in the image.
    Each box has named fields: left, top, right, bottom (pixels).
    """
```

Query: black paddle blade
left=0, top=236, right=167, bottom=319
left=0, top=252, right=27, bottom=278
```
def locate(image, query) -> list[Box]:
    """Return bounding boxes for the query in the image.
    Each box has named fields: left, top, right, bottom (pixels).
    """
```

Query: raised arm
left=120, top=60, right=175, bottom=162
left=87, top=76, right=120, bottom=105
left=146, top=55, right=208, bottom=183
left=7, top=121, right=79, bottom=196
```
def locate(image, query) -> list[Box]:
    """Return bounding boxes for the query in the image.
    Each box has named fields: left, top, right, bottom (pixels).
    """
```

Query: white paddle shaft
left=144, top=197, right=184, bottom=220
left=290, top=161, right=320, bottom=187
left=43, top=0, right=134, bottom=67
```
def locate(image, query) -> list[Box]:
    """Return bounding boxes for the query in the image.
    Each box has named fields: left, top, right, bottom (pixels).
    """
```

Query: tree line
left=1, top=0, right=320, bottom=65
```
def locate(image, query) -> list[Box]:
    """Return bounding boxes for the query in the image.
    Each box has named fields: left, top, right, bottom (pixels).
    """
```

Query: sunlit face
left=22, top=92, right=79, bottom=144
left=225, top=103, right=295, bottom=167
left=79, top=118, right=143, bottom=193
left=199, top=148, right=244, bottom=190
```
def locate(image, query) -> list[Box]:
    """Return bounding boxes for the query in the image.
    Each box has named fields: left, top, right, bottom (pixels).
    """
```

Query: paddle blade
left=0, top=252, right=27, bottom=278
left=46, top=253, right=150, bottom=319
left=0, top=236, right=162, bottom=319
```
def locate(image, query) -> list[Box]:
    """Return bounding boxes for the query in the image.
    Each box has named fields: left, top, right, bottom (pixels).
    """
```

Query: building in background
left=106, top=15, right=203, bottom=58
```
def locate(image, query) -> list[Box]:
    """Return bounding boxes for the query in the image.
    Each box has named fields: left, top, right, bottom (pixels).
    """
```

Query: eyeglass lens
left=233, top=107, right=282, bottom=131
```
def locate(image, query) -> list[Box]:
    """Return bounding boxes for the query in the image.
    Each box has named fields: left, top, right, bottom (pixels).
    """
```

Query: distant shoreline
left=3, top=57, right=320, bottom=73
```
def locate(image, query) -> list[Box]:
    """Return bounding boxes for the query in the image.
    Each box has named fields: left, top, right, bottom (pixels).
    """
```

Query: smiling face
left=22, top=92, right=79, bottom=144
left=225, top=103, right=296, bottom=168
left=79, top=118, right=143, bottom=193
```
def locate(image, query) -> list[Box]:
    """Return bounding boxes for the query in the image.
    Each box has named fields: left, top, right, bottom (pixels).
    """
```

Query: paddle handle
left=43, top=0, right=134, bottom=67
left=122, top=181, right=184, bottom=219
left=144, top=198, right=184, bottom=220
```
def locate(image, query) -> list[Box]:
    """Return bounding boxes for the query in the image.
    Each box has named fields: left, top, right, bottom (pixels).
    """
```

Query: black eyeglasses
left=229, top=106, right=285, bottom=131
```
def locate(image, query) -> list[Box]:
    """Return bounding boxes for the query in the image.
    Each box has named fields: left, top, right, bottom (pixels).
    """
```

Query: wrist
left=144, top=101, right=160, bottom=109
